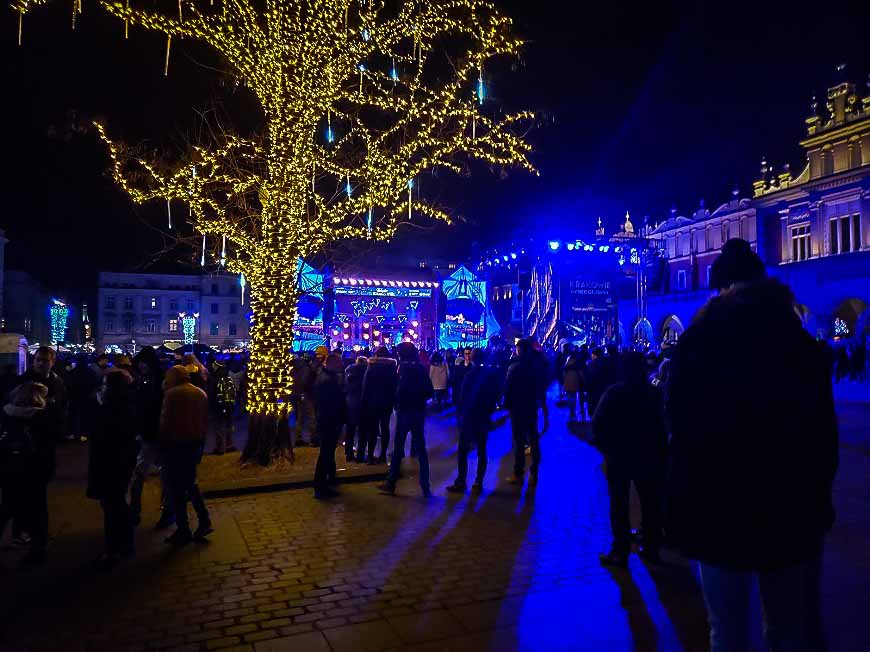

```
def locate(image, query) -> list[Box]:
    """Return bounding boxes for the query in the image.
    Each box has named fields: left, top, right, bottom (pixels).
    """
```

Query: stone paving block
left=322, top=620, right=403, bottom=652
left=254, top=631, right=331, bottom=652
left=386, top=609, right=465, bottom=645
left=205, top=636, right=243, bottom=650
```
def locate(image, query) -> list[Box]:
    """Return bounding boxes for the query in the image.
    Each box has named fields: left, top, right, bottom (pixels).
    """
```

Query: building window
left=448, top=263, right=457, bottom=270
left=211, top=283, right=219, bottom=295
left=186, top=299, right=195, bottom=311
left=721, top=223, right=729, bottom=246
left=853, top=214, right=862, bottom=251
left=106, top=296, right=116, bottom=310
left=792, top=225, right=811, bottom=261
left=705, top=228, right=711, bottom=251
left=229, top=323, right=237, bottom=336
left=169, top=298, right=178, bottom=311
left=123, top=318, right=133, bottom=333
left=168, top=319, right=178, bottom=333
left=740, top=219, right=748, bottom=241
left=676, top=269, right=687, bottom=291
left=149, top=297, right=158, bottom=310
left=210, top=322, right=220, bottom=336
left=124, top=297, right=134, bottom=310
left=211, top=303, right=219, bottom=314
left=105, top=319, right=113, bottom=333
left=706, top=265, right=713, bottom=289
left=229, top=302, right=238, bottom=315
left=419, top=261, right=427, bottom=268
left=146, top=319, right=156, bottom=333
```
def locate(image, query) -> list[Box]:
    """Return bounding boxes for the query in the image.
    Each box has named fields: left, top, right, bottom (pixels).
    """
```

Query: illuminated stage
left=326, top=272, right=439, bottom=350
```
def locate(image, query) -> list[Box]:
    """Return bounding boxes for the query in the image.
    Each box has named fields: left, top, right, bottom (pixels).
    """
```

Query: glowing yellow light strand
left=14, top=0, right=537, bottom=421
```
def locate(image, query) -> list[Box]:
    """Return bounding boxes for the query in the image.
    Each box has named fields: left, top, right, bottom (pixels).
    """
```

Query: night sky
left=2, top=1, right=868, bottom=294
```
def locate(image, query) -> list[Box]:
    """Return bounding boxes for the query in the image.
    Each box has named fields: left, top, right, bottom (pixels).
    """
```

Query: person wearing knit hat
left=709, top=238, right=766, bottom=292
left=667, top=240, right=837, bottom=649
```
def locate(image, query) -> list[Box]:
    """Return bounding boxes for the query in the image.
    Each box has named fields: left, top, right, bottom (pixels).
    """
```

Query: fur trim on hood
left=368, top=356, right=397, bottom=367
left=694, top=278, right=800, bottom=328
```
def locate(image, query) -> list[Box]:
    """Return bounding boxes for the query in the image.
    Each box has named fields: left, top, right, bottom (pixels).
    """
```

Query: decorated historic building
left=753, top=77, right=870, bottom=339
left=618, top=74, right=870, bottom=344
left=96, top=272, right=250, bottom=352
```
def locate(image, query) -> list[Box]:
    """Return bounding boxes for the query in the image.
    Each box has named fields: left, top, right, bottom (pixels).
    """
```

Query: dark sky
left=2, top=0, right=868, bottom=293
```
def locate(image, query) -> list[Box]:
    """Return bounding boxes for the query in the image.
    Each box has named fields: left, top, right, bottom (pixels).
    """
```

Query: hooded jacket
left=361, top=356, right=398, bottom=414
left=666, top=279, right=838, bottom=571
left=0, top=404, right=52, bottom=480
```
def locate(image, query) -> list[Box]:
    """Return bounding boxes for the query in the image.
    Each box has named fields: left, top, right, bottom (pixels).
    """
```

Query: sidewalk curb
left=201, top=471, right=387, bottom=499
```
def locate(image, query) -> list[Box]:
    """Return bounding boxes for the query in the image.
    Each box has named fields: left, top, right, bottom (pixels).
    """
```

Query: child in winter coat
left=428, top=352, right=449, bottom=407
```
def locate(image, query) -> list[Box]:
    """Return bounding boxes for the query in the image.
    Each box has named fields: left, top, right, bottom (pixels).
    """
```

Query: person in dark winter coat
left=0, top=381, right=51, bottom=567
left=344, top=356, right=367, bottom=462
left=87, top=368, right=139, bottom=567
left=129, top=347, right=172, bottom=529
left=562, top=352, right=585, bottom=421
left=379, top=343, right=433, bottom=497
left=361, top=347, right=398, bottom=464
left=585, top=347, right=617, bottom=418
left=667, top=238, right=838, bottom=652
left=447, top=350, right=501, bottom=494
left=451, top=348, right=473, bottom=407
left=504, top=338, right=548, bottom=486
left=313, top=354, right=347, bottom=499
left=593, top=352, right=668, bottom=568
left=17, top=346, right=68, bottom=449
left=5, top=346, right=68, bottom=564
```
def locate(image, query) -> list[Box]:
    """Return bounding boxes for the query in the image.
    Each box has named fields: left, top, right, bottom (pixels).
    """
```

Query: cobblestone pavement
left=1, top=397, right=868, bottom=652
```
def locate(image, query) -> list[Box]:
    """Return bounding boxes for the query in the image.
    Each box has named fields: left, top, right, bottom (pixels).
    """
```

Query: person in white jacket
left=428, top=352, right=449, bottom=407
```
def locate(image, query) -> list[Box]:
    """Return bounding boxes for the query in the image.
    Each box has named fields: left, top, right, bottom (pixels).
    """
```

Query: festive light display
left=14, top=0, right=535, bottom=424
left=834, top=317, right=849, bottom=337
left=49, top=299, right=69, bottom=345
left=180, top=312, right=198, bottom=345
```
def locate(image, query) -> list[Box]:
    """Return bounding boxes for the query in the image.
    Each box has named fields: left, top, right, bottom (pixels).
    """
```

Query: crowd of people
left=0, top=238, right=849, bottom=651
left=0, top=348, right=238, bottom=568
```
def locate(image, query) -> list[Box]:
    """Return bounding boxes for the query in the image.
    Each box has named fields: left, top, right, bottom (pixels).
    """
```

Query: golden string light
left=14, top=0, right=536, bottom=421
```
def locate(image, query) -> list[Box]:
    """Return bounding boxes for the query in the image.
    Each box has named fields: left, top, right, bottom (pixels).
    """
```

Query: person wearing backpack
left=0, top=381, right=51, bottom=567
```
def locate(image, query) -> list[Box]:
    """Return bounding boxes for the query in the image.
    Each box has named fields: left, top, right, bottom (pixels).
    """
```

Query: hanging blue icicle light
left=325, top=123, right=334, bottom=143
left=390, top=58, right=399, bottom=81
left=361, top=27, right=370, bottom=41
left=477, top=70, right=485, bottom=105
left=345, top=175, right=352, bottom=197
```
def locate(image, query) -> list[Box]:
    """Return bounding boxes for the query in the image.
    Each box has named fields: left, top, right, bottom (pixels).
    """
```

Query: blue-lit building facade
left=617, top=76, right=870, bottom=345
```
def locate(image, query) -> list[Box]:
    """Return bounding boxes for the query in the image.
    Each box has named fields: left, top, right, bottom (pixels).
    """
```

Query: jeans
left=100, top=492, right=134, bottom=555
left=164, top=442, right=210, bottom=536
left=130, top=440, right=173, bottom=519
left=294, top=395, right=318, bottom=445
left=386, top=410, right=429, bottom=491
left=510, top=410, right=540, bottom=476
left=344, top=406, right=364, bottom=459
left=605, top=461, right=664, bottom=555
left=0, top=478, right=47, bottom=549
left=699, top=550, right=825, bottom=652
left=314, top=424, right=340, bottom=492
left=1, top=477, right=50, bottom=552
left=365, top=408, right=392, bottom=459
left=457, top=422, right=489, bottom=486
left=213, top=406, right=235, bottom=453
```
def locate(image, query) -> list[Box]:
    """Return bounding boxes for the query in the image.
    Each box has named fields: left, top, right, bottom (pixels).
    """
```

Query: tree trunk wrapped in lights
left=14, top=0, right=536, bottom=464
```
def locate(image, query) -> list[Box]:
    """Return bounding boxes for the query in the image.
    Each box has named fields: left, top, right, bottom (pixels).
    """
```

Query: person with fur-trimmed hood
left=667, top=238, right=838, bottom=652
left=361, top=347, right=398, bottom=464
